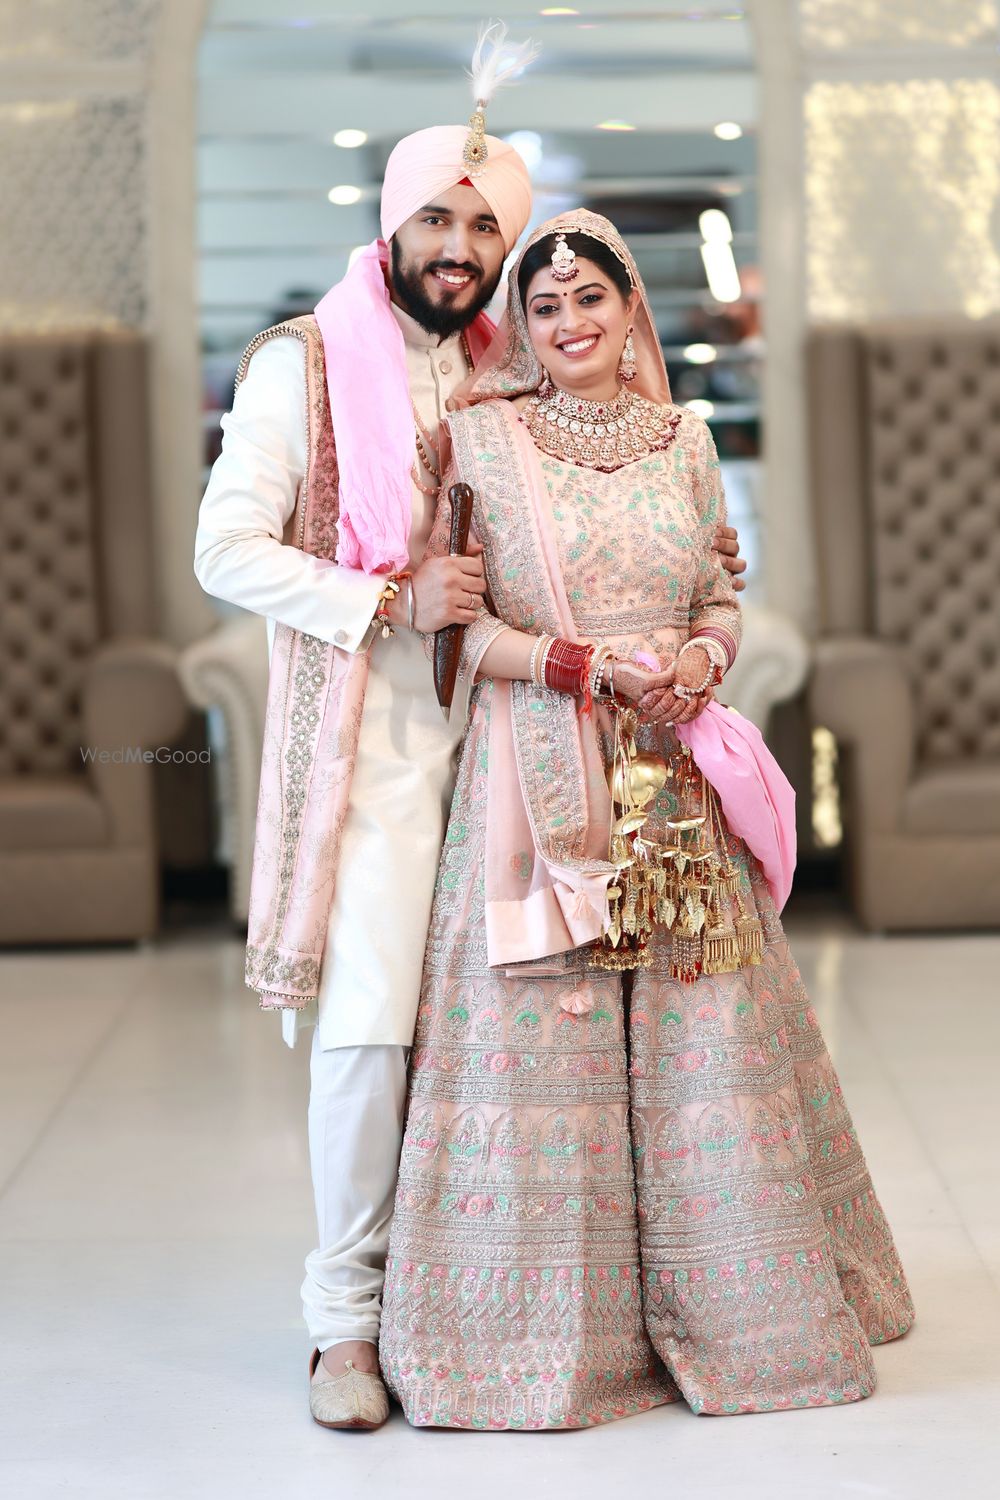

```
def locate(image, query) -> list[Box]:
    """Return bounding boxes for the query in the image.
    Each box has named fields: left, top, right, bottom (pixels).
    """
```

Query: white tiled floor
left=2, top=920, right=999, bottom=1500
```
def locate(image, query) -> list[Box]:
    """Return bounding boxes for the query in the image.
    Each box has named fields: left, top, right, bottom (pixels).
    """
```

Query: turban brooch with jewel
left=462, top=19, right=540, bottom=177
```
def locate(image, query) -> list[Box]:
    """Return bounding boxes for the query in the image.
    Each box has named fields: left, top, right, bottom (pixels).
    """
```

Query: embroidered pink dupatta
left=243, top=295, right=495, bottom=1010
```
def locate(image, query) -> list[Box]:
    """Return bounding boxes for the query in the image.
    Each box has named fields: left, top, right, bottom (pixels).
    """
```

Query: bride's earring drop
left=618, top=327, right=637, bottom=384
left=538, top=364, right=554, bottom=396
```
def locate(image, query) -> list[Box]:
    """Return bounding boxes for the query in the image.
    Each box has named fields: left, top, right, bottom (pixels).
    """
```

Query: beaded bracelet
left=588, top=644, right=614, bottom=701
left=679, top=631, right=733, bottom=674
left=673, top=659, right=723, bottom=701
left=374, top=570, right=412, bottom=639
left=595, top=653, right=619, bottom=703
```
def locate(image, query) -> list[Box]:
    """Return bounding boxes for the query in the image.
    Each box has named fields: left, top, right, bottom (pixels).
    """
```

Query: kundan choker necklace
left=522, top=382, right=682, bottom=471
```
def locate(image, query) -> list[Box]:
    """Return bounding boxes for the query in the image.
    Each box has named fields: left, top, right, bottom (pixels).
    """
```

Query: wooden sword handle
left=433, top=482, right=476, bottom=712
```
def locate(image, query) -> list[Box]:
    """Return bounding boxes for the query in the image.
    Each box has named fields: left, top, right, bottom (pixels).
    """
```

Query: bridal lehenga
left=379, top=213, right=914, bottom=1430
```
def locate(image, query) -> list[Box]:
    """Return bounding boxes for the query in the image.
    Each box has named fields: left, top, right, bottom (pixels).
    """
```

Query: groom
left=195, top=122, right=747, bottom=1429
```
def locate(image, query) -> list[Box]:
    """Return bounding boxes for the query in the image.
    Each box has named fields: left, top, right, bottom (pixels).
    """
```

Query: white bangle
left=588, top=644, right=614, bottom=699
left=529, top=634, right=551, bottom=685
left=679, top=636, right=727, bottom=673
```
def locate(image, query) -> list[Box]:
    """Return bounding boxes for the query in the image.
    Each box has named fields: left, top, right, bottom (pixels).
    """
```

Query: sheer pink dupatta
left=678, top=705, right=796, bottom=912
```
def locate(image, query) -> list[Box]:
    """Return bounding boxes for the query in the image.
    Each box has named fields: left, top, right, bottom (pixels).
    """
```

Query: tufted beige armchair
left=807, top=320, right=1000, bottom=930
left=0, top=332, right=188, bottom=944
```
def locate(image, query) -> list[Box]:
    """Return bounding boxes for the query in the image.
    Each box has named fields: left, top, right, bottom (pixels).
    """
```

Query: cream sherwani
left=194, top=304, right=471, bottom=1052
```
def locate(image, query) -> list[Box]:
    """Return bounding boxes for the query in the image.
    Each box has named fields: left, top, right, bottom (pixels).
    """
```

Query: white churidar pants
left=301, top=1028, right=409, bottom=1349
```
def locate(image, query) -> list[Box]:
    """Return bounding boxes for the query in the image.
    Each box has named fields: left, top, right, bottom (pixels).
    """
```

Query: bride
left=379, top=210, right=913, bottom=1430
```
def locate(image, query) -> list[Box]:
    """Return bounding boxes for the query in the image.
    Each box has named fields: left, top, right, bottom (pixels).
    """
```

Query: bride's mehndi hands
left=610, top=660, right=672, bottom=708
left=611, top=660, right=710, bottom=725
left=631, top=647, right=715, bottom=726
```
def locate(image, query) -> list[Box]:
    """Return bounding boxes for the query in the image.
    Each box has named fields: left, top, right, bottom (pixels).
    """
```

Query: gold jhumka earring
left=618, top=326, right=637, bottom=383
left=588, top=707, right=763, bottom=981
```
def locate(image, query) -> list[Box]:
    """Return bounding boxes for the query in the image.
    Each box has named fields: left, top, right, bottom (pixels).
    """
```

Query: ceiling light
left=540, top=6, right=579, bottom=13
left=699, top=209, right=740, bottom=301
left=327, top=185, right=362, bottom=205
left=505, top=129, right=543, bottom=174
left=699, top=208, right=733, bottom=243
left=700, top=242, right=741, bottom=302
left=333, top=128, right=367, bottom=149
left=685, top=399, right=716, bottom=418
left=597, top=120, right=636, bottom=132
left=713, top=121, right=743, bottom=141
left=684, top=343, right=717, bottom=364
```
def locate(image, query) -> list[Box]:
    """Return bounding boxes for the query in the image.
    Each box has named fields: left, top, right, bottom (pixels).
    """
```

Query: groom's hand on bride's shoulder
left=713, top=525, right=747, bottom=592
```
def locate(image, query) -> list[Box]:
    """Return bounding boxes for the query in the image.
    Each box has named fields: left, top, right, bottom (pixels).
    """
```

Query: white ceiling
left=197, top=1, right=760, bottom=346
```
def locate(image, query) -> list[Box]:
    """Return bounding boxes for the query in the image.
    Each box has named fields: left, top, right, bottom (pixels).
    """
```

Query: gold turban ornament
left=463, top=20, right=541, bottom=178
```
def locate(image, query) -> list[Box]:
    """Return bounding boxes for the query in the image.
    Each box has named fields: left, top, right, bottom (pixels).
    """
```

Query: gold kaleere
left=702, top=911, right=741, bottom=976
left=735, top=892, right=764, bottom=966
left=588, top=705, right=759, bottom=983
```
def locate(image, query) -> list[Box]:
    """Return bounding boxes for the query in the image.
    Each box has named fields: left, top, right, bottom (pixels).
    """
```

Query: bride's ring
left=466, top=591, right=476, bottom=609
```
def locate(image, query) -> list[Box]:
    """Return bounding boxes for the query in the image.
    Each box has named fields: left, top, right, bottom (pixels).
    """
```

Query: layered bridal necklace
left=522, top=382, right=682, bottom=472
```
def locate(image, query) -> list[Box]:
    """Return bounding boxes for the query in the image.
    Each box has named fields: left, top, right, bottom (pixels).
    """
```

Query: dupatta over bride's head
left=455, top=207, right=671, bottom=409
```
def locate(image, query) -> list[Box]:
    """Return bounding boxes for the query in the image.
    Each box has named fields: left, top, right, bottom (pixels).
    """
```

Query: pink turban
left=380, top=125, right=532, bottom=255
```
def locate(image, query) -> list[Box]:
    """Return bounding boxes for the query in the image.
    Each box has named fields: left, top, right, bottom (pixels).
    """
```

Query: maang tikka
left=550, top=233, right=579, bottom=282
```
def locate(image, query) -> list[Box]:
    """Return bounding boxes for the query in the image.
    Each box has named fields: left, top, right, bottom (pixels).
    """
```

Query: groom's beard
left=389, top=237, right=501, bottom=339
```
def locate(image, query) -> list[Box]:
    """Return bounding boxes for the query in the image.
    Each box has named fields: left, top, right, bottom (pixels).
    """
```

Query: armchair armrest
left=717, top=603, right=810, bottom=729
left=80, top=637, right=188, bottom=846
left=179, top=612, right=269, bottom=716
left=178, top=614, right=270, bottom=923
left=82, top=637, right=188, bottom=750
left=809, top=636, right=914, bottom=832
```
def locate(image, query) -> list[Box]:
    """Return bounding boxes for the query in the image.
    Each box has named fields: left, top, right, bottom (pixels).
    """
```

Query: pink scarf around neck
left=314, top=239, right=495, bottom=575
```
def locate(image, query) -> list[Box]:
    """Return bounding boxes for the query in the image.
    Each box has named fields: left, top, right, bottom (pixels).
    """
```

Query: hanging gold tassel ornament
left=702, top=906, right=741, bottom=976
left=589, top=707, right=659, bottom=971
left=588, top=705, right=761, bottom=982
left=735, top=892, right=764, bottom=966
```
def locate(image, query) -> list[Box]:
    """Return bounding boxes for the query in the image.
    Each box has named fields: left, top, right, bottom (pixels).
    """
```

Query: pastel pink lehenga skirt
left=379, top=712, right=914, bottom=1430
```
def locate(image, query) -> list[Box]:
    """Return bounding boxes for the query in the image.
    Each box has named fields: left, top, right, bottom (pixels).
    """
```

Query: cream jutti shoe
left=308, top=1348, right=390, bottom=1430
